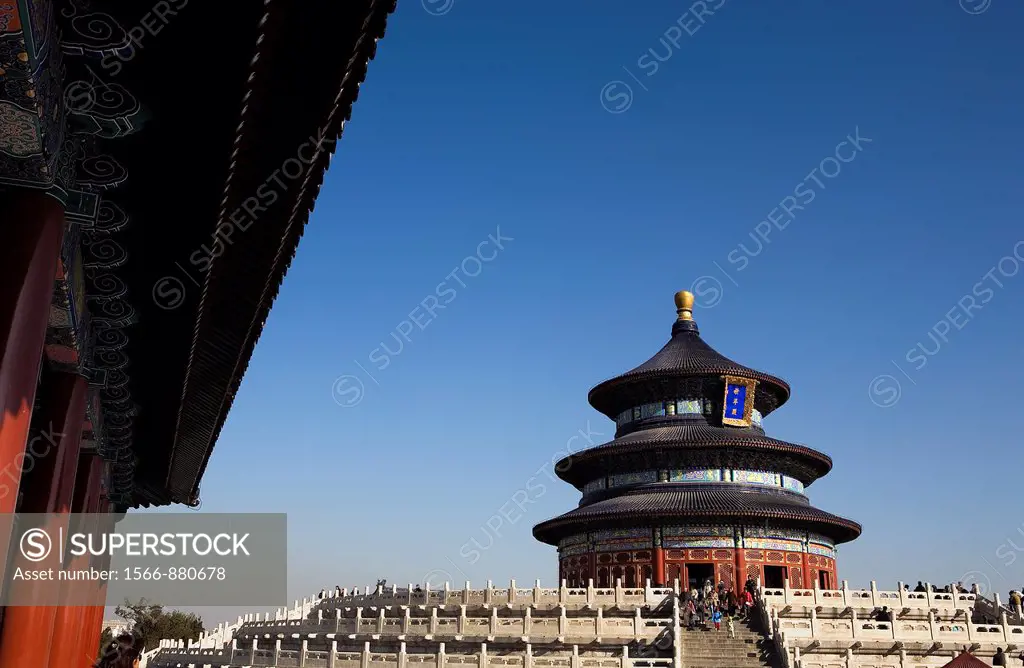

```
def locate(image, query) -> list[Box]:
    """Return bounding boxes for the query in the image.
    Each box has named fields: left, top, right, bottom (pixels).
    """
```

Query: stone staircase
left=678, top=616, right=777, bottom=668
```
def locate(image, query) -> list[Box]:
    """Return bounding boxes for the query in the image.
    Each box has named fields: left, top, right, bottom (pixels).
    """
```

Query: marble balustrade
left=148, top=639, right=674, bottom=668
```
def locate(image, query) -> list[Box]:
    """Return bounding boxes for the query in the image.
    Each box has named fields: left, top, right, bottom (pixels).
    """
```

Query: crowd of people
left=679, top=577, right=756, bottom=636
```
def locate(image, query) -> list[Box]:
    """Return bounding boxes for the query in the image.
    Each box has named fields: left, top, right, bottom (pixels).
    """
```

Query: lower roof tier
left=555, top=421, right=833, bottom=488
left=533, top=483, right=861, bottom=546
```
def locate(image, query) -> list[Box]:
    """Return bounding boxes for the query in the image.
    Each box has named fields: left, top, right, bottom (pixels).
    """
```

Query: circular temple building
left=533, top=291, right=860, bottom=592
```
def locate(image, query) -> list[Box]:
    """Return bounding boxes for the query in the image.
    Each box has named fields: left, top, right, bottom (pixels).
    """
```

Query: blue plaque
left=722, top=376, right=757, bottom=427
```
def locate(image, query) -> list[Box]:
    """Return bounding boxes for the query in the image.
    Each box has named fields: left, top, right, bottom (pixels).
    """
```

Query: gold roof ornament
left=674, top=290, right=694, bottom=322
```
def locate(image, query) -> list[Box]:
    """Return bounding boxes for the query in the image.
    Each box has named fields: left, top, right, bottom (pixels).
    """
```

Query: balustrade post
left=841, top=580, right=849, bottom=608
left=571, top=644, right=579, bottom=668
left=813, top=575, right=820, bottom=604
left=620, top=644, right=629, bottom=668
left=510, top=579, right=517, bottom=604
left=810, top=607, right=817, bottom=636
left=524, top=606, right=533, bottom=636
left=361, top=641, right=371, bottom=668
left=431, top=607, right=439, bottom=635
left=465, top=582, right=472, bottom=605
left=356, top=608, right=363, bottom=633
left=534, top=580, right=542, bottom=605
left=250, top=638, right=258, bottom=665
left=301, top=639, right=308, bottom=667
left=924, top=583, right=933, bottom=608
left=870, top=581, right=878, bottom=608
left=525, top=643, right=533, bottom=668
left=408, top=584, right=414, bottom=606
left=491, top=606, right=498, bottom=636
left=633, top=607, right=642, bottom=641
left=928, top=611, right=936, bottom=640
left=898, top=649, right=907, bottom=668
left=966, top=613, right=974, bottom=641
left=399, top=641, right=408, bottom=668
left=845, top=648, right=854, bottom=668
left=378, top=608, right=386, bottom=633
left=560, top=579, right=568, bottom=605
left=559, top=605, right=568, bottom=636
left=615, top=578, right=624, bottom=606
left=596, top=606, right=604, bottom=640
left=438, top=642, right=447, bottom=668
left=459, top=605, right=468, bottom=635
left=480, top=642, right=487, bottom=668
left=897, top=581, right=906, bottom=608
left=588, top=578, right=596, bottom=606
left=274, top=638, right=282, bottom=665
left=784, top=572, right=791, bottom=604
left=329, top=640, right=338, bottom=668
left=404, top=607, right=412, bottom=634
left=444, top=581, right=451, bottom=605
left=851, top=609, right=858, bottom=639
left=486, top=580, right=494, bottom=606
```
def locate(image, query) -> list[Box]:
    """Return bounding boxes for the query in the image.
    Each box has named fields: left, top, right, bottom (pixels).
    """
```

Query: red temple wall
left=559, top=547, right=836, bottom=590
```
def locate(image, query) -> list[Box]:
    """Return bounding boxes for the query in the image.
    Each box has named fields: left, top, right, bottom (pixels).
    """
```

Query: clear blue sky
left=153, top=0, right=1024, bottom=623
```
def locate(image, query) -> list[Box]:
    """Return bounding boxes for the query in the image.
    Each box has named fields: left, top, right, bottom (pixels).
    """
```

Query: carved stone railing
left=311, top=580, right=675, bottom=612
left=148, top=640, right=663, bottom=668
left=758, top=587, right=793, bottom=668
left=231, top=605, right=672, bottom=644
left=761, top=581, right=1024, bottom=668
left=774, top=609, right=1024, bottom=646
left=760, top=580, right=979, bottom=613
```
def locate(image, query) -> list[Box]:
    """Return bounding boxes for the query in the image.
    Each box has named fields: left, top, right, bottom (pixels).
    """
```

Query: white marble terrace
left=146, top=580, right=680, bottom=668
left=760, top=580, right=1024, bottom=668
left=147, top=579, right=1024, bottom=668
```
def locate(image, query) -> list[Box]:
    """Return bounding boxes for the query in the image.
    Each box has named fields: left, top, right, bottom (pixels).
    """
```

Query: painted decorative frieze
left=608, top=470, right=658, bottom=487
left=558, top=534, right=589, bottom=548
left=808, top=543, right=837, bottom=558
left=669, top=469, right=722, bottom=482
left=732, top=470, right=781, bottom=486
left=593, top=528, right=650, bottom=541
left=782, top=476, right=804, bottom=493
left=640, top=402, right=666, bottom=419
left=613, top=397, right=719, bottom=427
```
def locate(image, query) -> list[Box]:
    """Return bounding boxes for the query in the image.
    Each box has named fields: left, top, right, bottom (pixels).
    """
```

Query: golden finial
left=674, top=290, right=694, bottom=321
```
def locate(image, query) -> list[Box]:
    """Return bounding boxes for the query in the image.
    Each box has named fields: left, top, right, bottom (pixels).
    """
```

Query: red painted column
left=735, top=547, right=747, bottom=589
left=652, top=547, right=666, bottom=586
left=48, top=453, right=105, bottom=668
left=78, top=497, right=113, bottom=668
left=0, top=191, right=66, bottom=556
left=0, top=371, right=88, bottom=668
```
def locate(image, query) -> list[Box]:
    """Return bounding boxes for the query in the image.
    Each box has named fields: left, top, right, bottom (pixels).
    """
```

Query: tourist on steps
left=993, top=648, right=1007, bottom=666
left=712, top=608, right=722, bottom=631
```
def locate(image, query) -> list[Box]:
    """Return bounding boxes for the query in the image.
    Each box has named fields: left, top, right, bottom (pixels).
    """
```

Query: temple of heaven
left=533, top=290, right=861, bottom=591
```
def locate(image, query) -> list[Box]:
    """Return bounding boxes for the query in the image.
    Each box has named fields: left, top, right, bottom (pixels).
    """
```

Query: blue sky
left=152, top=0, right=1024, bottom=622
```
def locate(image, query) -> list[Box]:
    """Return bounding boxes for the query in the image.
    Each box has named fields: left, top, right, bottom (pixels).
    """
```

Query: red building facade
left=0, top=0, right=394, bottom=665
left=534, top=291, right=860, bottom=591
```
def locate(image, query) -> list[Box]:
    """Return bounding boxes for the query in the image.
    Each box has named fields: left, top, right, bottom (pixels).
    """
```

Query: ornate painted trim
left=585, top=467, right=804, bottom=494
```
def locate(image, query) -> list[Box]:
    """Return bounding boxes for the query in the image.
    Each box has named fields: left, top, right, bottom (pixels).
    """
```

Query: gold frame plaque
left=721, top=375, right=758, bottom=427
